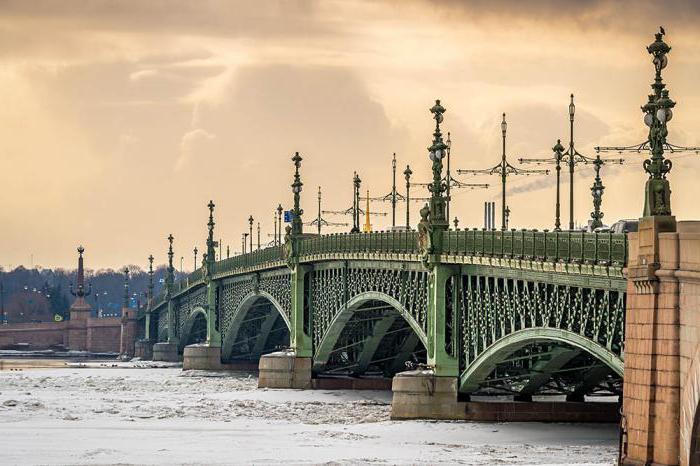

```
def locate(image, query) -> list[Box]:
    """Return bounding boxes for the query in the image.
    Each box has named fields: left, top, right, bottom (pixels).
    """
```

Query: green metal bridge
left=143, top=224, right=627, bottom=400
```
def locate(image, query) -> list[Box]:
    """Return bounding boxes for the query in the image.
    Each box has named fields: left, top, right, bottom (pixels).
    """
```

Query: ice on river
left=0, top=366, right=618, bottom=465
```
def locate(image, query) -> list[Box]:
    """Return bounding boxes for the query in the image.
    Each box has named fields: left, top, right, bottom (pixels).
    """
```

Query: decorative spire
left=70, top=245, right=91, bottom=298
left=291, top=152, right=304, bottom=235
left=122, top=267, right=130, bottom=309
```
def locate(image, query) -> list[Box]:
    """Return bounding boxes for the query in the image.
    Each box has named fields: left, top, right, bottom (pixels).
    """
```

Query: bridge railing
left=212, top=244, right=284, bottom=275
left=297, top=230, right=420, bottom=256
left=442, top=229, right=627, bottom=265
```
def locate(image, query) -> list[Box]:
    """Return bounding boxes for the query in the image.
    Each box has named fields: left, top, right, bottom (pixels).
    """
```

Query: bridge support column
left=622, top=215, right=680, bottom=466
left=135, top=310, right=153, bottom=360
left=153, top=300, right=180, bottom=362
left=183, top=282, right=222, bottom=371
left=392, top=264, right=460, bottom=419
left=259, top=264, right=312, bottom=389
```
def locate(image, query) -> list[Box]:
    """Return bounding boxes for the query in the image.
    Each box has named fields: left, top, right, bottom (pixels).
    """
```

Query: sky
left=1, top=0, right=699, bottom=271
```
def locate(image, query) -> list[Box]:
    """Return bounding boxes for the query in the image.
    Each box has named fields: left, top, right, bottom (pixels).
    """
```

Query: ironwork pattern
left=175, top=285, right=208, bottom=338
left=219, top=278, right=254, bottom=339
left=459, top=275, right=625, bottom=370
left=258, top=272, right=292, bottom=321
left=311, top=266, right=428, bottom=349
left=156, top=309, right=168, bottom=343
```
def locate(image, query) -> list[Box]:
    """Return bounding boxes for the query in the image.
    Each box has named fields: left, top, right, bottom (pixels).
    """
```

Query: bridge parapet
left=442, top=229, right=627, bottom=266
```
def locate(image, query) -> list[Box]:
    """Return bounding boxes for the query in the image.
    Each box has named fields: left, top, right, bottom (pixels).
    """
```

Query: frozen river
left=0, top=364, right=618, bottom=465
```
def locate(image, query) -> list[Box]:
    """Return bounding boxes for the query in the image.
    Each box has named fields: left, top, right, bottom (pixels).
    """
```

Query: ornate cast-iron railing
left=149, top=229, right=627, bottom=311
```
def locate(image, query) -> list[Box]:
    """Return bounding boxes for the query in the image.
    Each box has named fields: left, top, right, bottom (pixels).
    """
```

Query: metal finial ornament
left=427, top=99, right=448, bottom=228
left=291, top=152, right=304, bottom=236
left=453, top=217, right=459, bottom=230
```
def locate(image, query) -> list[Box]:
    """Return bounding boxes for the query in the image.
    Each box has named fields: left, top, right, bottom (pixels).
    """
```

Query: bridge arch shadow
left=221, top=291, right=291, bottom=363
left=459, top=328, right=624, bottom=400
left=313, top=291, right=428, bottom=378
left=179, top=307, right=208, bottom=352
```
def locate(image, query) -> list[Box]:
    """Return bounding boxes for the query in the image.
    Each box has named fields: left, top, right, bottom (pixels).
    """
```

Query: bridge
left=129, top=29, right=700, bottom=466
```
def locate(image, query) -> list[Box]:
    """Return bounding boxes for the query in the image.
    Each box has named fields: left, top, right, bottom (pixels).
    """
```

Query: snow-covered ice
left=0, top=366, right=618, bottom=465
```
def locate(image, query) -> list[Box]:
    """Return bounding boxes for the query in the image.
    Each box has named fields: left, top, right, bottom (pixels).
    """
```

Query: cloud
left=176, top=128, right=216, bottom=170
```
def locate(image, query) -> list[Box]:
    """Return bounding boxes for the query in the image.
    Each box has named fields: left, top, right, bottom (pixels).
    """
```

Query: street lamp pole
left=193, top=246, right=198, bottom=270
left=290, top=152, right=304, bottom=236
left=460, top=113, right=548, bottom=230
left=257, top=222, right=261, bottom=250
left=276, top=204, right=283, bottom=245
left=404, top=165, right=412, bottom=229
left=427, top=99, right=448, bottom=229
left=351, top=172, right=361, bottom=233
left=248, top=215, right=254, bottom=252
left=317, top=186, right=322, bottom=235
left=590, top=153, right=606, bottom=230
left=391, top=153, right=397, bottom=228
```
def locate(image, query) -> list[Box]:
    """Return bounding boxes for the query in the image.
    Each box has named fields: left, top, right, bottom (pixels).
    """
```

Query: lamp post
left=404, top=165, right=412, bottom=228
left=317, top=186, right=322, bottom=235
left=248, top=215, right=254, bottom=252
left=257, top=222, right=261, bottom=250
left=193, top=247, right=198, bottom=270
left=147, top=254, right=154, bottom=304
left=459, top=113, right=547, bottom=230
left=594, top=29, right=697, bottom=216
left=590, top=153, right=606, bottom=230
left=288, top=151, right=305, bottom=236
left=351, top=172, right=361, bottom=232
left=276, top=204, right=283, bottom=244
left=426, top=99, right=449, bottom=228
left=166, top=234, right=175, bottom=290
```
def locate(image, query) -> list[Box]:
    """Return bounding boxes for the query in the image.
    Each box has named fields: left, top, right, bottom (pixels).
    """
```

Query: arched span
left=313, top=291, right=428, bottom=370
left=221, top=291, right=291, bottom=362
left=459, top=328, right=624, bottom=394
left=179, top=307, right=208, bottom=352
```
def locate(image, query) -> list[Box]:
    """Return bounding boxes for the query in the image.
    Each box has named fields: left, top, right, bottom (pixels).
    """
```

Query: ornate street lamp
left=166, top=234, right=175, bottom=291
left=193, top=247, right=198, bottom=270
left=426, top=99, right=449, bottom=229
left=257, top=222, right=261, bottom=250
left=590, top=153, right=606, bottom=229
left=459, top=113, right=548, bottom=230
left=147, top=254, right=154, bottom=304
left=276, top=204, right=283, bottom=245
left=290, top=152, right=304, bottom=236
left=248, top=215, right=254, bottom=252
left=596, top=27, right=699, bottom=217
left=404, top=165, right=413, bottom=228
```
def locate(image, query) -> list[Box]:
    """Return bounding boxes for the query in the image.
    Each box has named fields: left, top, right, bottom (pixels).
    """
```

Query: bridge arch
left=459, top=328, right=624, bottom=395
left=313, top=291, right=428, bottom=377
left=179, top=307, right=208, bottom=351
left=221, top=291, right=291, bottom=363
